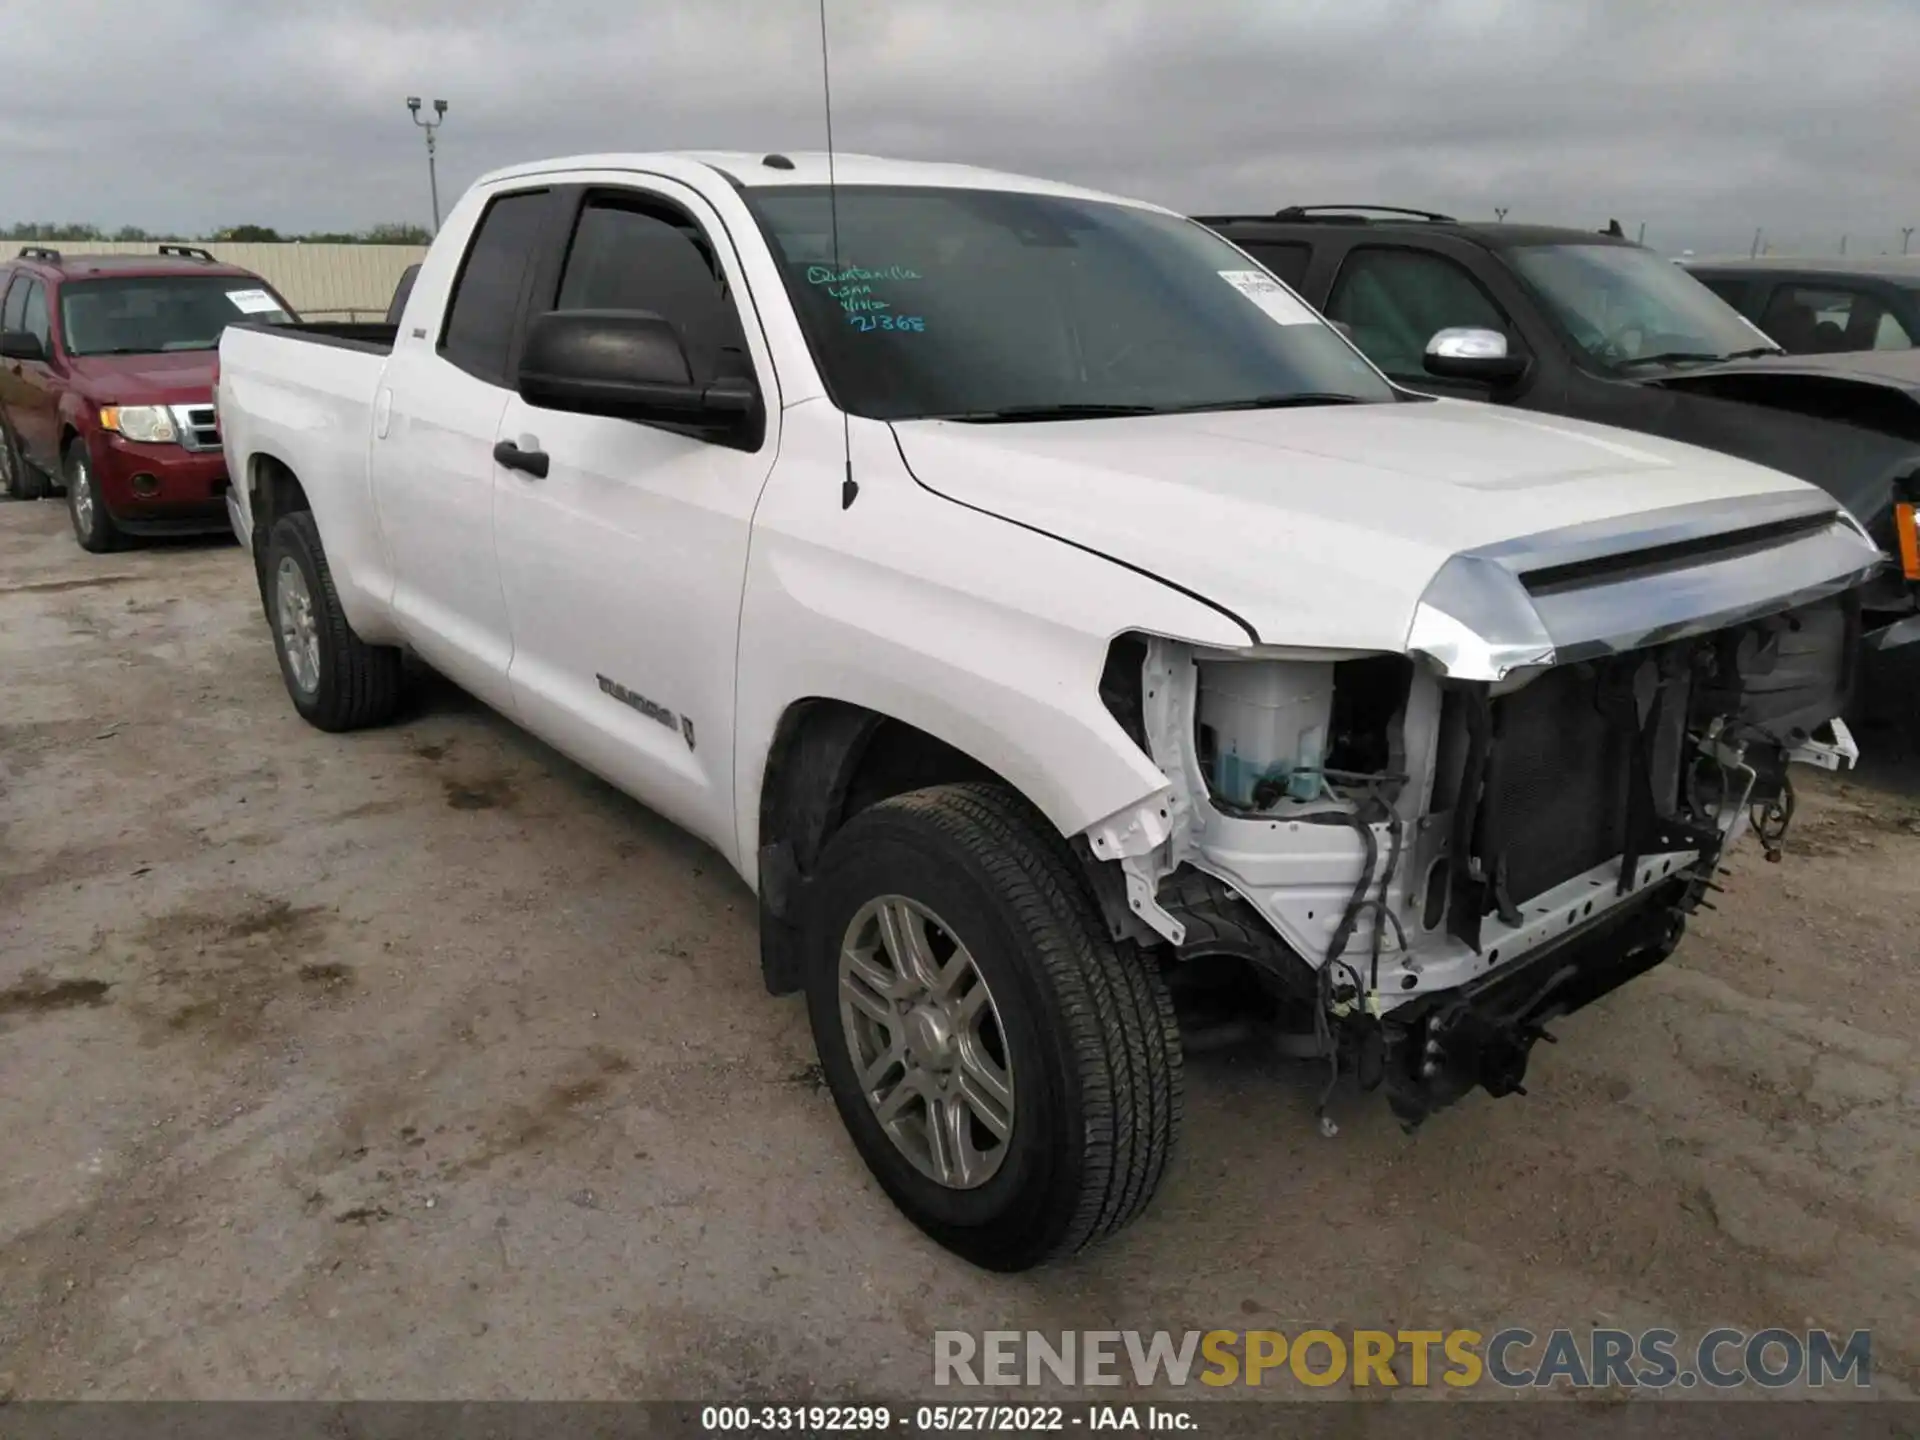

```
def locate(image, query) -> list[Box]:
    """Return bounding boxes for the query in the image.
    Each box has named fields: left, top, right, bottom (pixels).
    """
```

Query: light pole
left=1493, top=207, right=1509, bottom=223
left=407, top=97, right=449, bottom=232
left=1904, top=227, right=1915, bottom=255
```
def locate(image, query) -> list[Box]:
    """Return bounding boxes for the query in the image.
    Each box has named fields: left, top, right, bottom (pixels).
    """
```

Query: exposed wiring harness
left=1750, top=773, right=1796, bottom=863
left=1264, top=767, right=1409, bottom=1136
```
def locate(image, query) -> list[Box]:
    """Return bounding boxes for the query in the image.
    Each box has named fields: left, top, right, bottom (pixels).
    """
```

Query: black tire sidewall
left=804, top=803, right=1088, bottom=1264
left=65, top=443, right=114, bottom=549
left=265, top=514, right=337, bottom=724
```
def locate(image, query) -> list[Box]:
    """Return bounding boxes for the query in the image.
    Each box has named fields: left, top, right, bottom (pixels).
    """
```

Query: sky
left=1, top=0, right=1915, bottom=258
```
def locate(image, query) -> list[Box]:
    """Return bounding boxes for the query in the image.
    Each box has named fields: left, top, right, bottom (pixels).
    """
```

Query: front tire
left=65, top=441, right=119, bottom=550
left=804, top=783, right=1183, bottom=1271
left=265, top=510, right=401, bottom=732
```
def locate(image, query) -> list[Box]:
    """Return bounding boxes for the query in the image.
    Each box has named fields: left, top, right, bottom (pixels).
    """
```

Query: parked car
left=0, top=244, right=296, bottom=550
left=1684, top=255, right=1920, bottom=356
left=1194, top=208, right=1920, bottom=657
left=218, top=153, right=1878, bottom=1270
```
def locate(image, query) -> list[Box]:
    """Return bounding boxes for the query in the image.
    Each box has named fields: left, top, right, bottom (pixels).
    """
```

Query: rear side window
left=440, top=190, right=555, bottom=385
left=1759, top=284, right=1911, bottom=354
left=1239, top=241, right=1312, bottom=289
left=2, top=276, right=27, bottom=333
left=552, top=197, right=750, bottom=385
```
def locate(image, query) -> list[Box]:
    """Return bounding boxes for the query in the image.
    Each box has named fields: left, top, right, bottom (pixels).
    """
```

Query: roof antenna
left=819, top=0, right=857, bottom=511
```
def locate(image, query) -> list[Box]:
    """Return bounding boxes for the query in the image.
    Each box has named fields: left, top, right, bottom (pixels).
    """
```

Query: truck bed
left=217, top=322, right=396, bottom=635
left=234, top=319, right=399, bottom=355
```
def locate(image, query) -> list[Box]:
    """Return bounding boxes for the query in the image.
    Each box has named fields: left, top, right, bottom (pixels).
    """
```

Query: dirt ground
left=1, top=496, right=1917, bottom=1403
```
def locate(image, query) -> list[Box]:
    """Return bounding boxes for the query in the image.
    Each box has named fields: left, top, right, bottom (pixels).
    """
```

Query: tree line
left=4, top=221, right=432, bottom=245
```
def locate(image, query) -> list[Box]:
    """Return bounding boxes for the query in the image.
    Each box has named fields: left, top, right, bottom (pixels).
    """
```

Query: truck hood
left=890, top=398, right=1857, bottom=659
left=1647, top=347, right=1920, bottom=394
left=66, top=350, right=218, bottom=405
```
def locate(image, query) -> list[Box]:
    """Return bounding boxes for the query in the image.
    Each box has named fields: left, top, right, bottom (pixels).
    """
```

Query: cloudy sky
left=1, top=0, right=1915, bottom=257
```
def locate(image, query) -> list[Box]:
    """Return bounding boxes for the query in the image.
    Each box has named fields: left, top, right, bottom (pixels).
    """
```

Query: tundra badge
left=596, top=674, right=695, bottom=750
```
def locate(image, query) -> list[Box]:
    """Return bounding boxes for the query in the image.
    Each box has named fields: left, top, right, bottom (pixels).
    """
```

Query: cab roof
left=477, top=150, right=1165, bottom=211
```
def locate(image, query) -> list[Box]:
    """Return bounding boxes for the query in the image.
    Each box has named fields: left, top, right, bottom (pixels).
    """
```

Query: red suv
left=0, top=245, right=295, bottom=551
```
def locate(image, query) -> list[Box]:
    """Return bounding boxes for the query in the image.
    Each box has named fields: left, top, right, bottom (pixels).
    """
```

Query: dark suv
left=1683, top=256, right=1920, bottom=357
left=0, top=244, right=295, bottom=551
left=1196, top=206, right=1920, bottom=656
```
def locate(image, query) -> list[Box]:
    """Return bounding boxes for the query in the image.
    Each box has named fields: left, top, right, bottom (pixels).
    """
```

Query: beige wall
left=10, top=241, right=429, bottom=318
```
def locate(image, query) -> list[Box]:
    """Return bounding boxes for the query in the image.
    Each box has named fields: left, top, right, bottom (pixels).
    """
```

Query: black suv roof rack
left=17, top=245, right=61, bottom=261
left=1191, top=204, right=1460, bottom=227
left=157, top=244, right=217, bottom=262
left=1272, top=204, right=1457, bottom=222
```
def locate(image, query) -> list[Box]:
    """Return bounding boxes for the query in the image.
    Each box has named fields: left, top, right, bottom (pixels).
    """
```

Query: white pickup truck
left=218, top=150, right=1881, bottom=1271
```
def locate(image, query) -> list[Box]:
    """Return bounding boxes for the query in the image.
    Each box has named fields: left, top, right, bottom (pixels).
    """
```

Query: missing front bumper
left=1377, top=878, right=1689, bottom=1128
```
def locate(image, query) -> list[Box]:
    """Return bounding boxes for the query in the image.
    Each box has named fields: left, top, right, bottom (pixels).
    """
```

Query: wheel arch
left=241, top=447, right=400, bottom=645
left=750, top=694, right=1157, bottom=995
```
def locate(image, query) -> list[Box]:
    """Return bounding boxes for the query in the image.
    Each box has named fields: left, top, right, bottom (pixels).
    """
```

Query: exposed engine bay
left=1089, top=581, right=1865, bottom=1131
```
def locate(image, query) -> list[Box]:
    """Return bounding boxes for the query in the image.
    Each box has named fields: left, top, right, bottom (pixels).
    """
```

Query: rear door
left=9, top=278, right=62, bottom=466
left=491, top=177, right=780, bottom=858
left=0, top=275, right=26, bottom=448
left=370, top=186, right=565, bottom=713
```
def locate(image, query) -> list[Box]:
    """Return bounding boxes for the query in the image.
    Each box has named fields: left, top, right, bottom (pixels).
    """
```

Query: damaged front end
left=1086, top=490, right=1882, bottom=1129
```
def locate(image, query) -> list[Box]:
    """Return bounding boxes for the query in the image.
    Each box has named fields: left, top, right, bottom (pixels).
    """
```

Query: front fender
left=731, top=409, right=1245, bottom=888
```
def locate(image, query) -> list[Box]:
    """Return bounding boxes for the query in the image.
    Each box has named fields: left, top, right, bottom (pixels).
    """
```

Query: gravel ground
left=1, top=496, right=1916, bottom=1402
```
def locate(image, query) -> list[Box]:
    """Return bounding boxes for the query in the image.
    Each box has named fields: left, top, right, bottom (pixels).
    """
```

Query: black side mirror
left=1422, top=327, right=1529, bottom=385
left=0, top=330, right=46, bottom=362
left=517, top=310, right=757, bottom=439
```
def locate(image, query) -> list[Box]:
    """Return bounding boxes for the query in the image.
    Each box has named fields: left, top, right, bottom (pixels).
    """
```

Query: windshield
left=59, top=275, right=294, bottom=357
left=1508, top=244, right=1777, bottom=369
left=749, top=186, right=1396, bottom=420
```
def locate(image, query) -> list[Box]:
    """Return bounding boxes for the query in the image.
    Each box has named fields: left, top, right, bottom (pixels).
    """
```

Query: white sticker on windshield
left=226, top=288, right=282, bottom=315
left=1219, top=269, right=1319, bottom=326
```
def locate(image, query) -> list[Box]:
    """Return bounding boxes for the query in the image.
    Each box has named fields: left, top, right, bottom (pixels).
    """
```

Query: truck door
left=1321, top=242, right=1552, bottom=406
left=491, top=180, right=780, bottom=861
left=369, top=187, right=563, bottom=715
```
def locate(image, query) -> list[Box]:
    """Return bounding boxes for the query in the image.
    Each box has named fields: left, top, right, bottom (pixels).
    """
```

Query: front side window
left=1758, top=285, right=1911, bottom=354
left=58, top=276, right=292, bottom=357
left=1508, top=244, right=1775, bottom=369
left=551, top=197, right=750, bottom=386
left=1324, top=248, right=1510, bottom=378
left=749, top=186, right=1392, bottom=421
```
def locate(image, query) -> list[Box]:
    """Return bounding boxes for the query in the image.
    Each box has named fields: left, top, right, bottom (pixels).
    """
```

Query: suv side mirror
left=0, top=330, right=46, bottom=363
left=516, top=309, right=757, bottom=435
left=1423, top=327, right=1528, bottom=385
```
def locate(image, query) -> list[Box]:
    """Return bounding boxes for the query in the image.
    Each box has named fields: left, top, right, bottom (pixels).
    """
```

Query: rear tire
left=64, top=441, right=119, bottom=551
left=804, top=782, right=1182, bottom=1271
left=265, top=510, right=401, bottom=732
left=1, top=416, right=48, bottom=501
